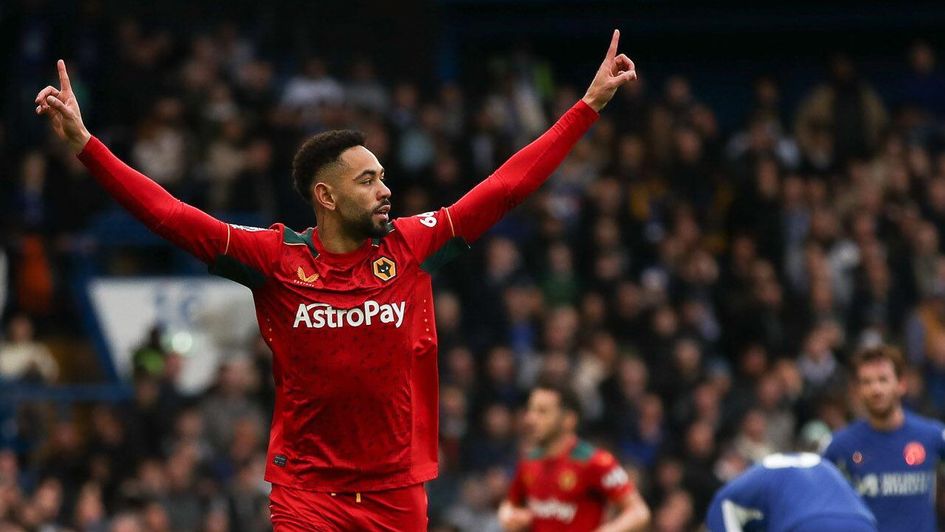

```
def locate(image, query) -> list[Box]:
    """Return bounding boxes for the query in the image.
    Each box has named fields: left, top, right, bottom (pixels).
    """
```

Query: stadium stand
left=3, top=1, right=945, bottom=530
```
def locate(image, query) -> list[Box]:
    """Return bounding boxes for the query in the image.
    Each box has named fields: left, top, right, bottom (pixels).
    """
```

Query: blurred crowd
left=3, top=8, right=945, bottom=532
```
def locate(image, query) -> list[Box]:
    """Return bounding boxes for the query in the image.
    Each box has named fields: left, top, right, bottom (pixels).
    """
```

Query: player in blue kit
left=823, top=345, right=945, bottom=532
left=706, top=453, right=876, bottom=532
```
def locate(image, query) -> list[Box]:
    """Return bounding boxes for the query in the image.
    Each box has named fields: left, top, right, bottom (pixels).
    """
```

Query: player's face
left=523, top=389, right=566, bottom=447
left=335, top=146, right=392, bottom=238
left=856, top=359, right=904, bottom=419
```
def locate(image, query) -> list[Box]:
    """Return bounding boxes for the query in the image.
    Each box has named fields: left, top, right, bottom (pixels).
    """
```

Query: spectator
left=900, top=41, right=945, bottom=118
left=131, top=97, right=189, bottom=189
left=199, top=360, right=266, bottom=455
left=795, top=54, right=888, bottom=169
left=280, top=57, right=344, bottom=116
left=0, top=314, right=58, bottom=383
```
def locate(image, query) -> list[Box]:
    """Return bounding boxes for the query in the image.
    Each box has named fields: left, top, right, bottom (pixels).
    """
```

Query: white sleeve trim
left=722, top=500, right=763, bottom=532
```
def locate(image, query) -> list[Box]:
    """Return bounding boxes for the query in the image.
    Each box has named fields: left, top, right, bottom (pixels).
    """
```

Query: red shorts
left=269, top=483, right=428, bottom=531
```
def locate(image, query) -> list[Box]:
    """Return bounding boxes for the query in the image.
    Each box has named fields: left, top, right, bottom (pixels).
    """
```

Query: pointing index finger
left=57, top=59, right=72, bottom=92
left=606, top=29, right=620, bottom=60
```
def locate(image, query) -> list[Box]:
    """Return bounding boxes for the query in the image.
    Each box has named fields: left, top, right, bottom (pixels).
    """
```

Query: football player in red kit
left=36, top=31, right=636, bottom=531
left=500, top=385, right=650, bottom=532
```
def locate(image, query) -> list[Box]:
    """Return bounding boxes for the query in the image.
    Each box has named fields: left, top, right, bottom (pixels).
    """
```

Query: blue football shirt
left=823, top=411, right=945, bottom=532
left=706, top=453, right=876, bottom=532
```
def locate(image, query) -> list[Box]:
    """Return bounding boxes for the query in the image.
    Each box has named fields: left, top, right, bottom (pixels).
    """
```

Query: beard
left=864, top=396, right=897, bottom=420
left=339, top=201, right=391, bottom=240
left=351, top=210, right=390, bottom=238
left=531, top=422, right=565, bottom=449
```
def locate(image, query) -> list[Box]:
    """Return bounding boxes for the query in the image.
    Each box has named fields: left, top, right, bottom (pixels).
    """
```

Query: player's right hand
left=35, top=59, right=91, bottom=154
left=498, top=504, right=534, bottom=531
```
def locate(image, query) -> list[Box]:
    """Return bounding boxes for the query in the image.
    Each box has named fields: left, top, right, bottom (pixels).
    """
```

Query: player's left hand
left=582, top=29, right=637, bottom=112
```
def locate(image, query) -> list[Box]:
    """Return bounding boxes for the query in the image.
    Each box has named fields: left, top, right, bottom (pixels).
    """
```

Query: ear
left=313, top=182, right=336, bottom=211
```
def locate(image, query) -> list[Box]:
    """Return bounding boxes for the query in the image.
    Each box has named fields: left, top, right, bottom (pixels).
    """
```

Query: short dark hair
left=852, top=344, right=905, bottom=379
left=292, top=129, right=366, bottom=204
left=533, top=380, right=583, bottom=419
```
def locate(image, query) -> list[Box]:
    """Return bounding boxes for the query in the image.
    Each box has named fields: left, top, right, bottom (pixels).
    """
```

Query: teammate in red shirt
left=500, top=384, right=650, bottom=532
left=35, top=31, right=636, bottom=530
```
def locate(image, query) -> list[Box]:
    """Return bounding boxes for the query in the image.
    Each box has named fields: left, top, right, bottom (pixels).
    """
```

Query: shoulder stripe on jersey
left=371, top=223, right=396, bottom=247
left=570, top=440, right=596, bottom=461
left=209, top=254, right=266, bottom=289
left=527, top=446, right=547, bottom=460
left=223, top=224, right=231, bottom=256
left=445, top=207, right=456, bottom=238
left=283, top=227, right=318, bottom=258
left=421, top=237, right=469, bottom=273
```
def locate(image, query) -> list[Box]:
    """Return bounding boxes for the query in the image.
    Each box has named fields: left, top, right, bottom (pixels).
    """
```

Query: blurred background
left=3, top=0, right=945, bottom=530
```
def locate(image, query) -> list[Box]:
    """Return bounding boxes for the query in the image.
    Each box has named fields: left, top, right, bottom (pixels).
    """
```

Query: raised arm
left=448, top=30, right=636, bottom=244
left=394, top=31, right=637, bottom=263
left=36, top=60, right=280, bottom=282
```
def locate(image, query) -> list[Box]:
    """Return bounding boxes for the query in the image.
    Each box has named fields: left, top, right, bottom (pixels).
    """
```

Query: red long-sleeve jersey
left=507, top=437, right=635, bottom=531
left=77, top=100, right=598, bottom=492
